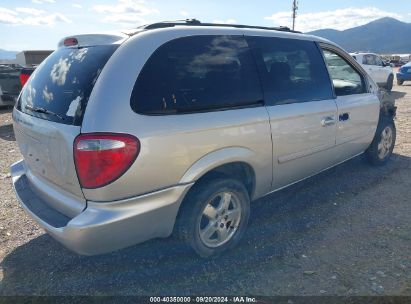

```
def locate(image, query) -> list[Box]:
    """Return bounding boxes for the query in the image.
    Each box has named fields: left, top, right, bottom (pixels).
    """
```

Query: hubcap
left=198, top=191, right=242, bottom=248
left=377, top=126, right=393, bottom=160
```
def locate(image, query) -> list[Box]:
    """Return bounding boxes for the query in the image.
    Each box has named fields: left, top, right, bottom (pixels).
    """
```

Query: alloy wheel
left=198, top=191, right=242, bottom=248
left=377, top=126, right=393, bottom=160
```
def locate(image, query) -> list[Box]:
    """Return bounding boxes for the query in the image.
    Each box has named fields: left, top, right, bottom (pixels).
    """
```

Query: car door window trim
left=319, top=43, right=371, bottom=94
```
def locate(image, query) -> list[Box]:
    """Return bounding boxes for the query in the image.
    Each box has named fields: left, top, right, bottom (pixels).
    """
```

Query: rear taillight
left=74, top=133, right=140, bottom=189
left=20, top=73, right=30, bottom=87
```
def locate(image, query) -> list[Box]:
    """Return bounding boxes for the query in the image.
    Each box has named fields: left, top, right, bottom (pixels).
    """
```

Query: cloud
left=15, top=7, right=45, bottom=16
left=265, top=7, right=403, bottom=32
left=72, top=4, right=82, bottom=9
left=0, top=7, right=17, bottom=16
left=180, top=10, right=189, bottom=17
left=51, top=57, right=71, bottom=86
left=213, top=18, right=237, bottom=24
left=0, top=6, right=71, bottom=26
left=0, top=7, right=18, bottom=24
left=92, top=0, right=159, bottom=25
left=31, top=0, right=55, bottom=4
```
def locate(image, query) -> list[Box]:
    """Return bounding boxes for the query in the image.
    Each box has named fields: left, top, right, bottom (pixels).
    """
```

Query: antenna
left=292, top=0, right=298, bottom=31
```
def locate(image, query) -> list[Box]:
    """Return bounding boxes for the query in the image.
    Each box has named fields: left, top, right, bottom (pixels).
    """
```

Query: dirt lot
left=0, top=83, right=410, bottom=297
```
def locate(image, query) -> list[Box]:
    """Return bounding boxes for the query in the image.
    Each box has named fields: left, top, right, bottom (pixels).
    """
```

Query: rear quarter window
left=131, top=35, right=263, bottom=114
left=17, top=45, right=118, bottom=125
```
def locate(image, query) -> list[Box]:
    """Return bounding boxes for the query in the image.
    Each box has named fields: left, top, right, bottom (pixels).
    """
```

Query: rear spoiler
left=57, top=33, right=128, bottom=48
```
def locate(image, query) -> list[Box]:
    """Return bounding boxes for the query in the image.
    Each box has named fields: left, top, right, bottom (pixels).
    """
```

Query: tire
left=385, top=75, right=393, bottom=91
left=175, top=178, right=250, bottom=257
left=397, top=79, right=404, bottom=86
left=365, top=116, right=396, bottom=165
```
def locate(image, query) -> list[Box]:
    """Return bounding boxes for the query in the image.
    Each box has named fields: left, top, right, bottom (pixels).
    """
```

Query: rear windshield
left=17, top=45, right=118, bottom=125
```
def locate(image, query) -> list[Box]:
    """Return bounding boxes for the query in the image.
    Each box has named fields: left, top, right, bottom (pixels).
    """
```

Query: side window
left=375, top=56, right=383, bottom=67
left=131, top=35, right=263, bottom=114
left=322, top=49, right=366, bottom=96
left=363, top=54, right=377, bottom=65
left=246, top=36, right=334, bottom=105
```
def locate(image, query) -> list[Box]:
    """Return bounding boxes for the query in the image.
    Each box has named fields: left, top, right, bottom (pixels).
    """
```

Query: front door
left=321, top=48, right=380, bottom=162
left=362, top=54, right=385, bottom=84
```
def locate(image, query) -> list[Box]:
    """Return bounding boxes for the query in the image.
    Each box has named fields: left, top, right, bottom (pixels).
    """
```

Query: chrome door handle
left=321, top=116, right=335, bottom=127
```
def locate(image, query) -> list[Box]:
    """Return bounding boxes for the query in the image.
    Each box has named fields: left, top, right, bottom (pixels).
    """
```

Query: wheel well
left=379, top=89, right=396, bottom=118
left=194, top=162, right=255, bottom=199
left=380, top=105, right=396, bottom=119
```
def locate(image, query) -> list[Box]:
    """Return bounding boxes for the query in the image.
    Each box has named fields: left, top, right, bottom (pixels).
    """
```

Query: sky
left=1, top=0, right=411, bottom=51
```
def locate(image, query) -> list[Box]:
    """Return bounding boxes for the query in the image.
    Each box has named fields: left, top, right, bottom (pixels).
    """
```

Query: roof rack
left=139, top=19, right=301, bottom=33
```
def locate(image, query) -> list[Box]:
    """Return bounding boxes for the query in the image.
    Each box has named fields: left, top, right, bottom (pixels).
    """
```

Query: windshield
left=17, top=45, right=118, bottom=125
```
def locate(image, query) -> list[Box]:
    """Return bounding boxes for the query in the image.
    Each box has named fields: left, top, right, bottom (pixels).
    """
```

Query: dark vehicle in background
left=1, top=63, right=24, bottom=70
left=0, top=65, right=21, bottom=106
left=390, top=60, right=406, bottom=67
left=20, top=66, right=36, bottom=87
left=397, top=62, right=411, bottom=85
left=0, top=64, right=37, bottom=106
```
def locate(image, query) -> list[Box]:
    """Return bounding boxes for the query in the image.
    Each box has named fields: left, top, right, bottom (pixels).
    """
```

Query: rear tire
left=175, top=178, right=250, bottom=257
left=397, top=79, right=404, bottom=86
left=386, top=75, right=393, bottom=91
left=365, top=116, right=396, bottom=165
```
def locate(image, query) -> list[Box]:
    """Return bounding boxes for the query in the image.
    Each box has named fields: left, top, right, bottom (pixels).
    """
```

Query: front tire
left=386, top=75, right=393, bottom=91
left=365, top=117, right=396, bottom=165
left=175, top=178, right=250, bottom=257
left=397, top=79, right=404, bottom=86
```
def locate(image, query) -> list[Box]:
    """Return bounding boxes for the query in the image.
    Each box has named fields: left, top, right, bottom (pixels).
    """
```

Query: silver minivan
left=11, top=20, right=396, bottom=257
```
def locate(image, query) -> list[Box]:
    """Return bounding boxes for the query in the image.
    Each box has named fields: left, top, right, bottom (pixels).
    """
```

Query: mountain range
left=308, top=17, right=411, bottom=54
left=0, top=49, right=18, bottom=60
left=0, top=17, right=410, bottom=59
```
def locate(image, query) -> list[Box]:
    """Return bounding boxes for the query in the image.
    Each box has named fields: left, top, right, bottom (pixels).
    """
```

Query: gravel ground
left=0, top=83, right=410, bottom=296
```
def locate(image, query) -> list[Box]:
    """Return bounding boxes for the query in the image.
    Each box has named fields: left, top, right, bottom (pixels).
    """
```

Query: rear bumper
left=396, top=72, right=411, bottom=81
left=11, top=159, right=193, bottom=255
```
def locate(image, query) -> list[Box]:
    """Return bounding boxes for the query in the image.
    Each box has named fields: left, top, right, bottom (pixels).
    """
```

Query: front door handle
left=321, top=116, right=335, bottom=127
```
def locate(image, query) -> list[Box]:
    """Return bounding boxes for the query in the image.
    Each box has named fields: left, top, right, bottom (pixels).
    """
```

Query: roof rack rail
left=140, top=19, right=301, bottom=33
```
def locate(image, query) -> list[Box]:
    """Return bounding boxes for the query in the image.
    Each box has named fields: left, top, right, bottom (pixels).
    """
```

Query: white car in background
left=350, top=52, right=394, bottom=91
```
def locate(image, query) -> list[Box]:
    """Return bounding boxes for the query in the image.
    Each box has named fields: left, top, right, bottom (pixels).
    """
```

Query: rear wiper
left=25, top=105, right=64, bottom=120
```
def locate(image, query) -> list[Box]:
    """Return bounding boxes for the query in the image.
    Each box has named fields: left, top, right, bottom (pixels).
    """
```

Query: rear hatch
left=13, top=42, right=119, bottom=216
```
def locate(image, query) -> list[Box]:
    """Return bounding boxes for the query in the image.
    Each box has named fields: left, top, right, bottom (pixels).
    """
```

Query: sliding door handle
left=321, top=116, right=336, bottom=127
left=339, top=113, right=350, bottom=121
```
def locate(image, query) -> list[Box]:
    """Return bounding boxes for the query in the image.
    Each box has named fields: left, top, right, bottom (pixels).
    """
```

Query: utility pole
left=292, top=0, right=298, bottom=31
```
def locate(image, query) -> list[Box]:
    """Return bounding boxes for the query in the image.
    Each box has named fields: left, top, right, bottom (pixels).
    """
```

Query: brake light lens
left=20, top=73, right=30, bottom=87
left=74, top=133, right=140, bottom=189
left=64, top=37, right=78, bottom=46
